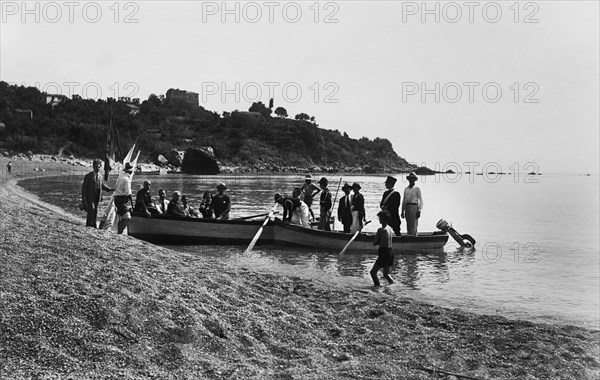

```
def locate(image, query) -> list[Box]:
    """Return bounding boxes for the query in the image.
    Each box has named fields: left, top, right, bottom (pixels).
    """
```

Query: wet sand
left=0, top=163, right=599, bottom=379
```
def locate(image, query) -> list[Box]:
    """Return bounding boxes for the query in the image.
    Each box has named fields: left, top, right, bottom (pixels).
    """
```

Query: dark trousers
left=342, top=222, right=351, bottom=233
left=370, top=264, right=394, bottom=287
left=390, top=216, right=401, bottom=236
left=85, top=202, right=98, bottom=228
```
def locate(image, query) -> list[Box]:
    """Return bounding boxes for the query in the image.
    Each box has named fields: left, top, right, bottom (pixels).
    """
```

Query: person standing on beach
left=113, top=162, right=134, bottom=234
left=212, top=183, right=231, bottom=220
left=350, top=182, right=366, bottom=234
left=317, top=177, right=332, bottom=231
left=380, top=176, right=401, bottom=236
left=337, top=183, right=353, bottom=233
left=6, top=161, right=11, bottom=174
left=401, top=172, right=423, bottom=236
left=300, top=175, right=320, bottom=221
left=370, top=210, right=395, bottom=288
left=81, top=159, right=114, bottom=228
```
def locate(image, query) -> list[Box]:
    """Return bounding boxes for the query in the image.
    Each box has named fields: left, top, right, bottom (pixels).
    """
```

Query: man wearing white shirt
left=155, top=189, right=170, bottom=214
left=401, top=172, right=423, bottom=236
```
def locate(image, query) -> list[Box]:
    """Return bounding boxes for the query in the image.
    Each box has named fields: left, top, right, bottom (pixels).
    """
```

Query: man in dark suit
left=81, top=159, right=114, bottom=228
left=380, top=176, right=401, bottom=236
left=337, top=183, right=353, bottom=233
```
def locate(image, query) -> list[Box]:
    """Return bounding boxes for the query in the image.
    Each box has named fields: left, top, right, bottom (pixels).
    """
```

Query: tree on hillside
left=249, top=101, right=272, bottom=118
left=295, top=113, right=310, bottom=121
left=274, top=107, right=288, bottom=118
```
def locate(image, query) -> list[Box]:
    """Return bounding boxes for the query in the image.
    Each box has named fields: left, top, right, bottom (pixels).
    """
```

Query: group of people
left=82, top=160, right=423, bottom=288
left=133, top=181, right=231, bottom=221
left=82, top=159, right=423, bottom=239
left=81, top=159, right=232, bottom=233
left=273, top=173, right=424, bottom=237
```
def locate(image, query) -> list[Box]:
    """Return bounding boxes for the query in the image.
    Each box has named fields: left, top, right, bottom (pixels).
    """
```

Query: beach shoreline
left=0, top=164, right=599, bottom=379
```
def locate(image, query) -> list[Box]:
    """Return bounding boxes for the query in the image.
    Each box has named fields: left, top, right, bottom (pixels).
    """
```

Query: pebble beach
left=1, top=160, right=599, bottom=379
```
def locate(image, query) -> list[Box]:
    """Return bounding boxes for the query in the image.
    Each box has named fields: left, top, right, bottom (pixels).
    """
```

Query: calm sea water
left=18, top=172, right=600, bottom=330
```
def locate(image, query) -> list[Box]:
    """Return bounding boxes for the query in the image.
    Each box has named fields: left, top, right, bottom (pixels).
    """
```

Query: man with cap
left=300, top=174, right=320, bottom=221
left=380, top=176, right=401, bottom=236
left=134, top=180, right=158, bottom=217
left=350, top=182, right=366, bottom=234
left=401, top=172, right=423, bottom=236
left=113, top=162, right=135, bottom=234
left=81, top=158, right=114, bottom=227
left=211, top=183, right=231, bottom=220
left=317, top=177, right=332, bottom=231
left=337, top=183, right=353, bottom=233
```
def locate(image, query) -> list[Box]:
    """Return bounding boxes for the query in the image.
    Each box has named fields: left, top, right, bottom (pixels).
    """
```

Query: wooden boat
left=128, top=214, right=275, bottom=245
left=128, top=214, right=448, bottom=253
left=272, top=220, right=448, bottom=254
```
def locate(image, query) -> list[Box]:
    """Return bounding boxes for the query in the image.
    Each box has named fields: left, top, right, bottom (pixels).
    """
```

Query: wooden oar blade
left=244, top=204, right=278, bottom=253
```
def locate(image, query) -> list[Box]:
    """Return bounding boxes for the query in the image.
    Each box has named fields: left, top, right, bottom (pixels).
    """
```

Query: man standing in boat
left=337, top=183, right=353, bottom=233
left=317, top=177, right=332, bottom=231
left=380, top=176, right=401, bottom=236
left=401, top=172, right=423, bottom=236
left=81, top=158, right=114, bottom=227
left=212, top=183, right=231, bottom=220
left=350, top=182, right=366, bottom=234
left=300, top=174, right=320, bottom=221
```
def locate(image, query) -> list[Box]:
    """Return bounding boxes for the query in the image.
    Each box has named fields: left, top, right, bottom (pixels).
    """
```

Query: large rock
left=155, top=154, right=169, bottom=166
left=181, top=148, right=220, bottom=175
left=166, top=150, right=185, bottom=167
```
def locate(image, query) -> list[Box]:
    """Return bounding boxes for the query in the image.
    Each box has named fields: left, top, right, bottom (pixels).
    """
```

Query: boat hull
left=128, top=215, right=274, bottom=245
left=273, top=221, right=448, bottom=254
left=128, top=215, right=448, bottom=253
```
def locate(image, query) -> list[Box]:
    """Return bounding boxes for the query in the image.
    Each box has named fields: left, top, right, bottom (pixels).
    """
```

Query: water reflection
left=166, top=243, right=463, bottom=293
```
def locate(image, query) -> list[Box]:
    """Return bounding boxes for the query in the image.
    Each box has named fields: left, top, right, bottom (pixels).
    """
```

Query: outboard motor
left=436, top=219, right=476, bottom=248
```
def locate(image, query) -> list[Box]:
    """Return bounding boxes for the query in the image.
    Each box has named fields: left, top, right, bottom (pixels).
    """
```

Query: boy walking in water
left=371, top=210, right=395, bottom=287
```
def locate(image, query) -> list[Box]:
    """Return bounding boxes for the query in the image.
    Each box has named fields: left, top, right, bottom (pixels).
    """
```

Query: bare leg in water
left=370, top=264, right=394, bottom=287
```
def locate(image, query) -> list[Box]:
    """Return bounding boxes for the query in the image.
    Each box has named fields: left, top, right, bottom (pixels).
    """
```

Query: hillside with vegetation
left=0, top=81, right=416, bottom=173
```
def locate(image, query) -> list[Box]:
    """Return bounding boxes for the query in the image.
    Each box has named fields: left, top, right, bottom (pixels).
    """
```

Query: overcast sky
left=1, top=1, right=598, bottom=174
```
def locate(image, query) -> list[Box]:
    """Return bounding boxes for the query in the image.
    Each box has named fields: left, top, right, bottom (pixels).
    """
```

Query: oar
left=330, top=177, right=342, bottom=230
left=339, top=220, right=371, bottom=255
left=234, top=211, right=279, bottom=221
left=244, top=204, right=278, bottom=254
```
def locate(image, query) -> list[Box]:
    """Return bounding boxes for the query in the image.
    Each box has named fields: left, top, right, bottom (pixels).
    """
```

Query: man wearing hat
left=317, top=177, right=332, bottom=231
left=113, top=162, right=135, bottom=234
left=401, top=172, right=423, bottom=236
left=337, top=183, right=353, bottom=233
left=380, top=176, right=401, bottom=236
left=300, top=174, right=320, bottom=221
left=350, top=182, right=366, bottom=234
left=211, top=183, right=231, bottom=220
left=81, top=158, right=114, bottom=227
